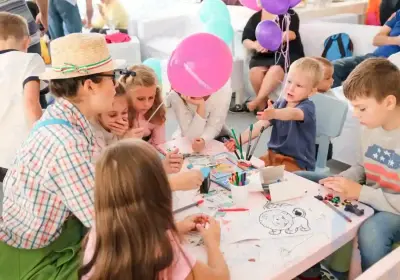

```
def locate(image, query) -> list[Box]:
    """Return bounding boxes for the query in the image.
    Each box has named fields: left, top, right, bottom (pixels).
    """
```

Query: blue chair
left=310, top=93, right=348, bottom=173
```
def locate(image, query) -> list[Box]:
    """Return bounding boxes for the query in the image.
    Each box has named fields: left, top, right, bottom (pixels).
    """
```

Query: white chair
left=355, top=247, right=400, bottom=280
left=310, top=93, right=348, bottom=173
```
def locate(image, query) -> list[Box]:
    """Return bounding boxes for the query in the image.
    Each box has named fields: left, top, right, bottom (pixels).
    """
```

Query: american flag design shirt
left=340, top=126, right=400, bottom=214
left=0, top=98, right=102, bottom=249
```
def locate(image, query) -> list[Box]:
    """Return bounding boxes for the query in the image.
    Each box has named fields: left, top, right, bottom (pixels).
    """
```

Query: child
left=313, top=57, right=334, bottom=94
left=225, top=57, right=323, bottom=172
left=80, top=139, right=230, bottom=280
left=296, top=58, right=400, bottom=271
left=0, top=12, right=46, bottom=181
left=169, top=81, right=232, bottom=153
left=92, top=82, right=184, bottom=174
left=90, top=0, right=129, bottom=33
left=119, top=64, right=166, bottom=146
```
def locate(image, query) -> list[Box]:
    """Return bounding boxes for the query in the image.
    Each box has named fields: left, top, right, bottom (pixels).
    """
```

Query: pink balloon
left=167, top=33, right=233, bottom=98
left=239, top=0, right=261, bottom=11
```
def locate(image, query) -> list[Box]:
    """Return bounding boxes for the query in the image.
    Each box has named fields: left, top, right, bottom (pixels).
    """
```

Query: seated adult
left=234, top=7, right=304, bottom=112
left=333, top=9, right=400, bottom=88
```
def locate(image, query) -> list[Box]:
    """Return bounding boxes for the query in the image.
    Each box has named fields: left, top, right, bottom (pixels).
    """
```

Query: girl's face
left=130, top=85, right=157, bottom=114
left=99, top=95, right=128, bottom=130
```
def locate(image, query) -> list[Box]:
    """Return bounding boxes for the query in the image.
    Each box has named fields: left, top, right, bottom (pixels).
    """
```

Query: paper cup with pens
left=229, top=172, right=249, bottom=207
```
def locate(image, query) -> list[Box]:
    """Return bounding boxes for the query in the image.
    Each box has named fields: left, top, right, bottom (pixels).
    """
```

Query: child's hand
left=109, top=120, right=129, bottom=136
left=192, top=138, right=205, bottom=153
left=182, top=96, right=205, bottom=107
left=163, top=148, right=183, bottom=174
left=196, top=217, right=221, bottom=247
left=256, top=100, right=276, bottom=121
left=319, top=177, right=362, bottom=200
left=124, top=127, right=145, bottom=139
left=170, top=170, right=203, bottom=191
left=224, top=139, right=236, bottom=152
left=177, top=214, right=210, bottom=234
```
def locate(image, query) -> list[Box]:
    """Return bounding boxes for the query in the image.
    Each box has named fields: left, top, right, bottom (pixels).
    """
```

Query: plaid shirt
left=0, top=99, right=102, bottom=249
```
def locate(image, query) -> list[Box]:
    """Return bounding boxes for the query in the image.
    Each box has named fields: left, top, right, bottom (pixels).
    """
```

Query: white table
left=170, top=138, right=373, bottom=280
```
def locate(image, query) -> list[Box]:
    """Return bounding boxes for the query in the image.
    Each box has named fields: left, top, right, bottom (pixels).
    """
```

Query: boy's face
left=351, top=95, right=397, bottom=129
left=317, top=66, right=334, bottom=93
left=99, top=95, right=128, bottom=130
left=284, top=68, right=317, bottom=102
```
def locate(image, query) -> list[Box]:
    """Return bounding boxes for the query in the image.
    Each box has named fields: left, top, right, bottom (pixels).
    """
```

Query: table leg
left=348, top=236, right=362, bottom=280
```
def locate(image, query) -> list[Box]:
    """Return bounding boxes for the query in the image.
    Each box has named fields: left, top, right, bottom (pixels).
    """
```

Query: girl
left=169, top=81, right=232, bottom=153
left=80, top=139, right=230, bottom=280
left=0, top=33, right=122, bottom=279
left=120, top=65, right=166, bottom=146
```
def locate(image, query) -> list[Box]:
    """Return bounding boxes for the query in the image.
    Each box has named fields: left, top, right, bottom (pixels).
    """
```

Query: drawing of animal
left=259, top=208, right=311, bottom=235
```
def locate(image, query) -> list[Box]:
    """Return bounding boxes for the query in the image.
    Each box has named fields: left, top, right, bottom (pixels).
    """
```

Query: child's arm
left=257, top=100, right=313, bottom=122
left=200, top=84, right=232, bottom=142
left=239, top=120, right=271, bottom=145
left=23, top=80, right=42, bottom=127
left=373, top=13, right=400, bottom=46
left=186, top=218, right=229, bottom=280
left=169, top=92, right=205, bottom=139
left=23, top=54, right=46, bottom=127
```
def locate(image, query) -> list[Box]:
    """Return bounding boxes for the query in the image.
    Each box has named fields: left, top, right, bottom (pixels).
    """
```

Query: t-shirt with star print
left=339, top=126, right=400, bottom=214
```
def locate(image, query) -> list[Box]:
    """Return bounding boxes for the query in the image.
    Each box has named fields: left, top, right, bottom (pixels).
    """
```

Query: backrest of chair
left=356, top=247, right=400, bottom=280
left=310, top=93, right=348, bottom=138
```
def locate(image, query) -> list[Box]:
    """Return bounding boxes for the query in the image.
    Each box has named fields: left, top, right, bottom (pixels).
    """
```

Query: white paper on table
left=269, top=181, right=308, bottom=202
left=226, top=198, right=321, bottom=243
left=246, top=170, right=263, bottom=192
left=157, top=137, right=227, bottom=155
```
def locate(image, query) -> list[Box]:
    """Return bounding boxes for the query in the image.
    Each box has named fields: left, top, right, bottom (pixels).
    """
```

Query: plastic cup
left=230, top=179, right=250, bottom=207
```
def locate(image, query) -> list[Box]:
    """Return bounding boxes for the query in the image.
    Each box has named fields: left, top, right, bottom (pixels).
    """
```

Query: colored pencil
left=239, top=135, right=244, bottom=159
left=234, top=150, right=240, bottom=160
left=231, top=128, right=240, bottom=150
left=173, top=200, right=204, bottom=214
left=218, top=208, right=249, bottom=212
left=248, top=126, right=266, bottom=161
left=246, top=124, right=253, bottom=160
left=210, top=178, right=231, bottom=191
left=323, top=200, right=352, bottom=223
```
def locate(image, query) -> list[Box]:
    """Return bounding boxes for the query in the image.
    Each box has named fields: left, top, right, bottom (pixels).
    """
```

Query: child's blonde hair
left=119, top=65, right=166, bottom=126
left=290, top=57, right=324, bottom=87
left=79, top=139, right=182, bottom=279
left=0, top=12, right=28, bottom=41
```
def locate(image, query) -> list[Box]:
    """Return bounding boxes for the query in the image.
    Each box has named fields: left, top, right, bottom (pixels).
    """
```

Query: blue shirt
left=373, top=11, right=400, bottom=57
left=268, top=99, right=316, bottom=171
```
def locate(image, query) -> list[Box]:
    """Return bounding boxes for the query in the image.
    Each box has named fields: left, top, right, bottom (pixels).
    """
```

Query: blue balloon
left=205, top=19, right=234, bottom=45
left=143, top=58, right=162, bottom=85
left=199, top=0, right=231, bottom=23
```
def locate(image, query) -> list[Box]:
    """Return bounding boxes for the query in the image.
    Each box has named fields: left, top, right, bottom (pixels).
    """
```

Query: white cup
left=230, top=183, right=249, bottom=207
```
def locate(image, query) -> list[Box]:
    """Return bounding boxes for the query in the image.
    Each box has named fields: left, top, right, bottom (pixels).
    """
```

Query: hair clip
left=116, top=69, right=136, bottom=78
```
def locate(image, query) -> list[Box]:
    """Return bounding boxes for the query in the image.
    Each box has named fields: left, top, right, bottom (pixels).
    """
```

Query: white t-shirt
left=0, top=50, right=46, bottom=168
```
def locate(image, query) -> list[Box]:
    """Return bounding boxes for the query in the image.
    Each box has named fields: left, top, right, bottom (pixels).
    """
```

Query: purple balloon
left=255, top=20, right=282, bottom=51
left=260, top=0, right=289, bottom=15
left=289, top=0, right=301, bottom=8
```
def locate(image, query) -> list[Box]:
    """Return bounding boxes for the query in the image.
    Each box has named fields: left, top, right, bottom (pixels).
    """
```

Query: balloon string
left=275, top=14, right=291, bottom=103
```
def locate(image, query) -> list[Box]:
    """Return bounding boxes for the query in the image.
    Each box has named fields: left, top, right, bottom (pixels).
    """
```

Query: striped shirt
left=0, top=0, right=40, bottom=46
left=0, top=98, right=102, bottom=249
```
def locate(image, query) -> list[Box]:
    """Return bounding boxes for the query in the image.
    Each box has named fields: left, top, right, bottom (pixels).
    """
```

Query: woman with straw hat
left=0, top=33, right=124, bottom=279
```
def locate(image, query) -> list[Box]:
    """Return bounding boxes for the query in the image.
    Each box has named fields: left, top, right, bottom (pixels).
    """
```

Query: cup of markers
left=229, top=172, right=249, bottom=207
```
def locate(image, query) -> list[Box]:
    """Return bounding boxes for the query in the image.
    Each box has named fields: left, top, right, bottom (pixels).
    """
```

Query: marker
left=248, top=126, right=266, bottom=161
left=246, top=124, right=253, bottom=160
left=323, top=200, right=352, bottom=223
left=218, top=208, right=249, bottom=212
left=239, top=135, right=244, bottom=159
left=173, top=200, right=204, bottom=214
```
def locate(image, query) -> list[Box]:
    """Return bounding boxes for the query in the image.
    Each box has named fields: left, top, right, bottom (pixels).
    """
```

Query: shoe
left=229, top=103, right=250, bottom=113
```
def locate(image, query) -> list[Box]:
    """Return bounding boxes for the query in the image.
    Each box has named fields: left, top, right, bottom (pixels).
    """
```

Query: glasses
left=94, top=69, right=136, bottom=86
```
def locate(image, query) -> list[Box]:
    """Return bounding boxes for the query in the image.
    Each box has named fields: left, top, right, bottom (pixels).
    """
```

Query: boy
left=313, top=56, right=334, bottom=94
left=226, top=57, right=323, bottom=172
left=296, top=58, right=400, bottom=271
left=0, top=12, right=45, bottom=182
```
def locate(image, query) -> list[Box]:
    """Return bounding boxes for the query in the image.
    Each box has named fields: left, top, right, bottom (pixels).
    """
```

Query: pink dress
left=82, top=228, right=196, bottom=280
left=134, top=113, right=166, bottom=146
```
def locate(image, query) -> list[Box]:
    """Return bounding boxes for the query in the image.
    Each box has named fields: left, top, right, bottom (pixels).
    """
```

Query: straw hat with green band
left=39, top=33, right=125, bottom=80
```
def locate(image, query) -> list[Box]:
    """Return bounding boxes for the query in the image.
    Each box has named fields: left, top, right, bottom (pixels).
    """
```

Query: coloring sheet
left=157, top=137, right=227, bottom=155
left=227, top=198, right=321, bottom=243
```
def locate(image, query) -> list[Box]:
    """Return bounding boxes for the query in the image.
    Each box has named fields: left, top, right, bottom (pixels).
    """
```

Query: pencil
left=173, top=200, right=204, bottom=214
left=218, top=208, right=249, bottom=212
left=248, top=126, right=266, bottom=161
left=239, top=135, right=244, bottom=159
left=246, top=124, right=253, bottom=160
left=323, top=200, right=352, bottom=223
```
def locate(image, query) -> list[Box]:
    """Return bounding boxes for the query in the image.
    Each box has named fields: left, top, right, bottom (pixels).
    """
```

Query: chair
left=310, top=93, right=348, bottom=173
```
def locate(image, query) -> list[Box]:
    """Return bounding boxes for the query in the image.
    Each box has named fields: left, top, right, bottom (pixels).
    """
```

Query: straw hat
left=39, top=33, right=125, bottom=80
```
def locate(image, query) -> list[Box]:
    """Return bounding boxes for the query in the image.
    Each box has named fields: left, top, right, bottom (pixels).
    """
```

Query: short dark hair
left=49, top=75, right=103, bottom=98
left=343, top=58, right=400, bottom=104
left=0, top=12, right=29, bottom=41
